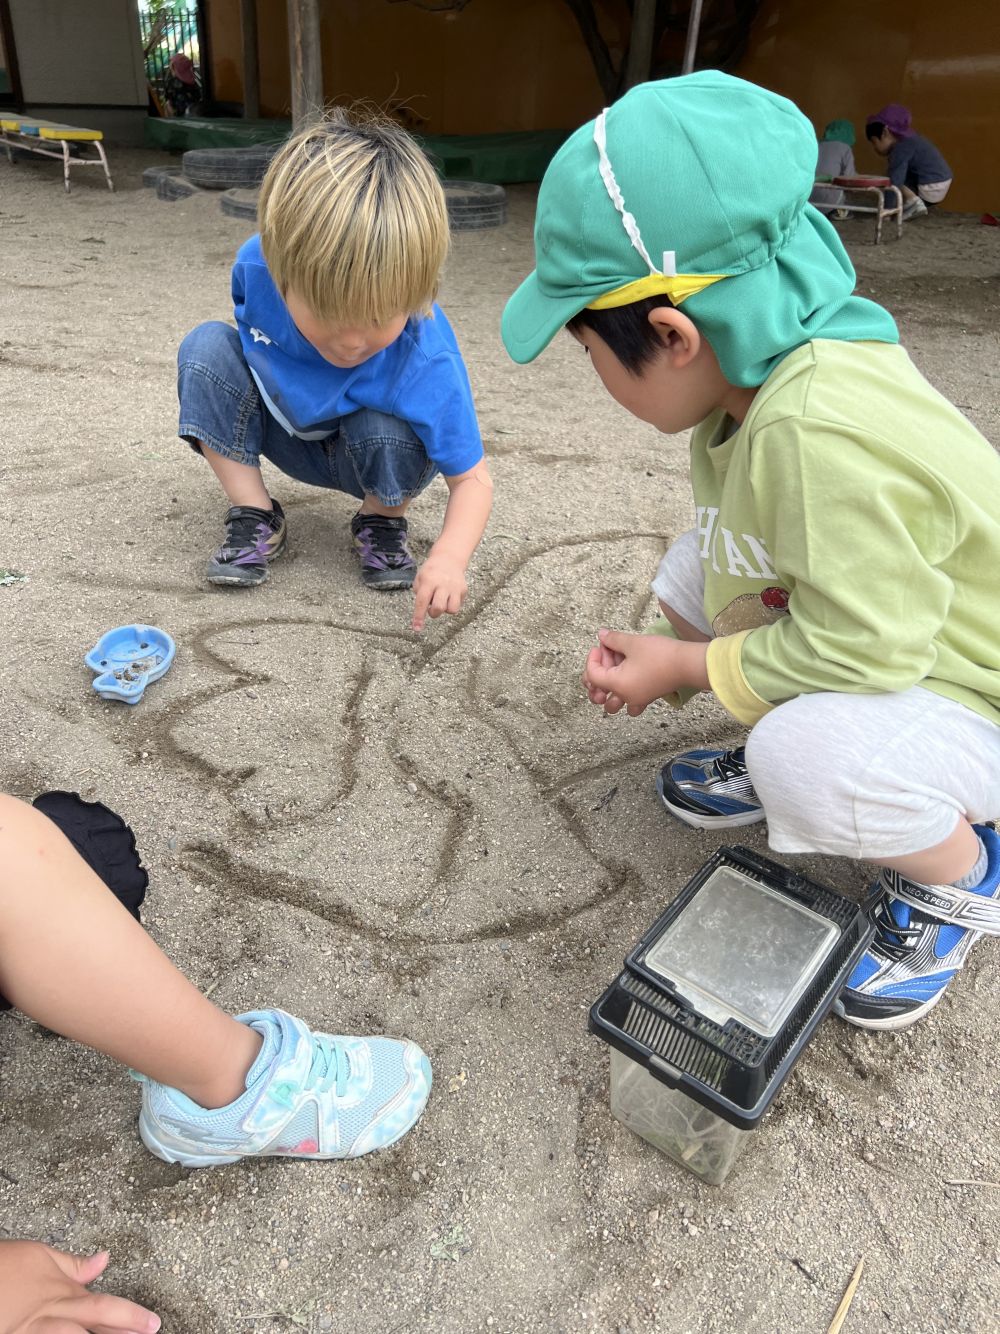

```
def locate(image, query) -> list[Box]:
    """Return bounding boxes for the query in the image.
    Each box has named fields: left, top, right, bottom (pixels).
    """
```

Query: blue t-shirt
left=232, top=235, right=483, bottom=477
left=887, top=133, right=951, bottom=189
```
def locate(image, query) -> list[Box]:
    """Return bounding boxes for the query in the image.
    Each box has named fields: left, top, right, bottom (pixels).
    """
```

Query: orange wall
left=207, top=0, right=623, bottom=133
left=207, top=0, right=999, bottom=211
left=736, top=0, right=1000, bottom=212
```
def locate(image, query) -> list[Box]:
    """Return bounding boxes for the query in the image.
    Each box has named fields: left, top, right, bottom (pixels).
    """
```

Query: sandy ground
left=0, top=147, right=998, bottom=1334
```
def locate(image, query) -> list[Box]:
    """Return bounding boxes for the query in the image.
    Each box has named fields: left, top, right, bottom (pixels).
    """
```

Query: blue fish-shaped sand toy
left=85, top=624, right=175, bottom=704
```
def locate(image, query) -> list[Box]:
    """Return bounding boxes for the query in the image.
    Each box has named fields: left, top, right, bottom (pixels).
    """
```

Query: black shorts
left=0, top=792, right=148, bottom=1012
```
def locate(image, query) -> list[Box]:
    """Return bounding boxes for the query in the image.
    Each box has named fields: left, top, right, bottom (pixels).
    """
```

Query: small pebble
left=406, top=781, right=418, bottom=794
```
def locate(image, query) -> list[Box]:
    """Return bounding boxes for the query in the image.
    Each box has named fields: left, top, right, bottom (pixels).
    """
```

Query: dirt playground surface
left=1, top=150, right=998, bottom=1333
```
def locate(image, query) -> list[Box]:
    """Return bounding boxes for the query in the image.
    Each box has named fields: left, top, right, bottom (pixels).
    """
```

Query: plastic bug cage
left=591, top=847, right=874, bottom=1184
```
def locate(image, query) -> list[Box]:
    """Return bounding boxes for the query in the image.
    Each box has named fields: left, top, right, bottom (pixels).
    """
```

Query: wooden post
left=623, top=0, right=656, bottom=90
left=240, top=0, right=260, bottom=119
left=287, top=0, right=323, bottom=128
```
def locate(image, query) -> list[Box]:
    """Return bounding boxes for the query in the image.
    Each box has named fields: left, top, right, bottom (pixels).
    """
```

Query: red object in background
left=981, top=213, right=1000, bottom=226
left=833, top=175, right=892, bottom=188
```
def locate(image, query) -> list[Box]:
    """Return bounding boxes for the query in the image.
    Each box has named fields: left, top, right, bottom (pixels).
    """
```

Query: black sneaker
left=656, top=745, right=766, bottom=829
left=350, top=512, right=416, bottom=590
left=206, top=499, right=287, bottom=586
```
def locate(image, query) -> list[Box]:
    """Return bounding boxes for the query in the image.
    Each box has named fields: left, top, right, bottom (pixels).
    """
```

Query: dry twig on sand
left=827, top=1257, right=865, bottom=1334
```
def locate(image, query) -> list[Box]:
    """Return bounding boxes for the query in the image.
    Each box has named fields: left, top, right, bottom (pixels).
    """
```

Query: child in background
left=502, top=72, right=1000, bottom=1034
left=810, top=118, right=856, bottom=215
left=163, top=52, right=201, bottom=117
left=0, top=793, right=431, bottom=1328
left=176, top=108, right=492, bottom=633
left=866, top=103, right=952, bottom=219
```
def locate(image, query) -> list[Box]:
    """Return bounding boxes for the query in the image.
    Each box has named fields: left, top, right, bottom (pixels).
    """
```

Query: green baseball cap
left=502, top=71, right=897, bottom=386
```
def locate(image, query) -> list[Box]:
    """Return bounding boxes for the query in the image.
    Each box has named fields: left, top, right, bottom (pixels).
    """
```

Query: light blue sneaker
left=136, top=1009, right=432, bottom=1166
left=835, top=825, right=1000, bottom=1031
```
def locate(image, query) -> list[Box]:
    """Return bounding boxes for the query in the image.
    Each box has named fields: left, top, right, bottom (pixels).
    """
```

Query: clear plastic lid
left=641, top=865, right=839, bottom=1037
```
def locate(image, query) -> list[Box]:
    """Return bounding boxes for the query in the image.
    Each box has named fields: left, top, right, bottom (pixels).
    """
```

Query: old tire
left=442, top=179, right=507, bottom=230
left=442, top=180, right=506, bottom=207
left=220, top=187, right=260, bottom=221
left=448, top=203, right=508, bottom=230
left=181, top=144, right=281, bottom=190
left=449, top=210, right=508, bottom=230
left=143, top=165, right=183, bottom=189
left=156, top=173, right=205, bottom=201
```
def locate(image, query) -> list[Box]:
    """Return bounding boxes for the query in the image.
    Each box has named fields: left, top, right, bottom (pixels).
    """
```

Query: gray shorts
left=652, top=530, right=1000, bottom=859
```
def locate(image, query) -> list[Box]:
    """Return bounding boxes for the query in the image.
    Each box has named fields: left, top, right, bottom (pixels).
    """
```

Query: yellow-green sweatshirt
left=671, top=339, right=1000, bottom=727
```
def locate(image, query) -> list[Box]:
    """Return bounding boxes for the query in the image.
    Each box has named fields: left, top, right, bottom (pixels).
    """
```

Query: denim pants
left=176, top=321, right=438, bottom=507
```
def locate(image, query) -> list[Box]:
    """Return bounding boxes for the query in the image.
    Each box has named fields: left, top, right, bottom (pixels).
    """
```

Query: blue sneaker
left=136, top=1009, right=432, bottom=1166
left=836, top=826, right=1000, bottom=1031
left=656, top=745, right=765, bottom=830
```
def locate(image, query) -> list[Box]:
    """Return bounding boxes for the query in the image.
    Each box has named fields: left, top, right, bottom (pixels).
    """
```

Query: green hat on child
left=823, top=118, right=856, bottom=146
left=502, top=72, right=897, bottom=387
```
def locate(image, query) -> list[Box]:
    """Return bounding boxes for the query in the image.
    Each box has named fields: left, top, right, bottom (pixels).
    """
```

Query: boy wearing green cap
left=502, top=72, right=1000, bottom=1034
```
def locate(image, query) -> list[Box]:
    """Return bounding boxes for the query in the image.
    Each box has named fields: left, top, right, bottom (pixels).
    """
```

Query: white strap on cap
left=593, top=107, right=660, bottom=277
left=882, top=870, right=1000, bottom=936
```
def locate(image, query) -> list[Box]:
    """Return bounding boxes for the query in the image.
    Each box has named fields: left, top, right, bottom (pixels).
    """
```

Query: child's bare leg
left=358, top=495, right=410, bottom=518
left=199, top=444, right=273, bottom=510
left=0, top=796, right=261, bottom=1110
left=875, top=816, right=982, bottom=885
left=658, top=597, right=712, bottom=643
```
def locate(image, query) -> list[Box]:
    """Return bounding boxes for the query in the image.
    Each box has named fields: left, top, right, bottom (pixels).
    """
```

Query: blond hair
left=258, top=106, right=448, bottom=326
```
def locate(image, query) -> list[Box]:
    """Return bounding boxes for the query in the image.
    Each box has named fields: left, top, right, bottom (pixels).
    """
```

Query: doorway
left=0, top=0, right=23, bottom=108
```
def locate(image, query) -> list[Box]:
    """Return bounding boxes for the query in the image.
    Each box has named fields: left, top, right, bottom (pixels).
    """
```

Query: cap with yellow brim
left=502, top=72, right=897, bottom=386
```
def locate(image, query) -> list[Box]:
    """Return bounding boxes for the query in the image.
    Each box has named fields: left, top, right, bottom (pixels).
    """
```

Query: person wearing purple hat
left=866, top=103, right=952, bottom=220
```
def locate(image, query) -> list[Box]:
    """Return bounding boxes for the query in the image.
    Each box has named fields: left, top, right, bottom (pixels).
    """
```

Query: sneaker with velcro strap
left=137, top=1008, right=432, bottom=1166
left=835, top=825, right=1000, bottom=1030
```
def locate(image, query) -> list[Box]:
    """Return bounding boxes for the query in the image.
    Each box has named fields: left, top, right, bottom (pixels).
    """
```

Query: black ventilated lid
left=590, top=846, right=875, bottom=1128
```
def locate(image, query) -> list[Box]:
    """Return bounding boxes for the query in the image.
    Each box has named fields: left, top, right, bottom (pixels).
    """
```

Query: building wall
left=208, top=0, right=999, bottom=211
left=9, top=0, right=145, bottom=106
left=735, top=0, right=1000, bottom=214
left=207, top=0, right=621, bottom=133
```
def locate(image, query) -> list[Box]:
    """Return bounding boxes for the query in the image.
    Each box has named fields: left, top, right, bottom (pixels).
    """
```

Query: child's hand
left=583, top=637, right=625, bottom=707
left=0, top=1240, right=160, bottom=1333
left=582, top=629, right=709, bottom=716
left=412, top=554, right=468, bottom=632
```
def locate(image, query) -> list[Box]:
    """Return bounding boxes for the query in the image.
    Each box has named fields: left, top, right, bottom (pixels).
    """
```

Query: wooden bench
left=0, top=116, right=114, bottom=193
